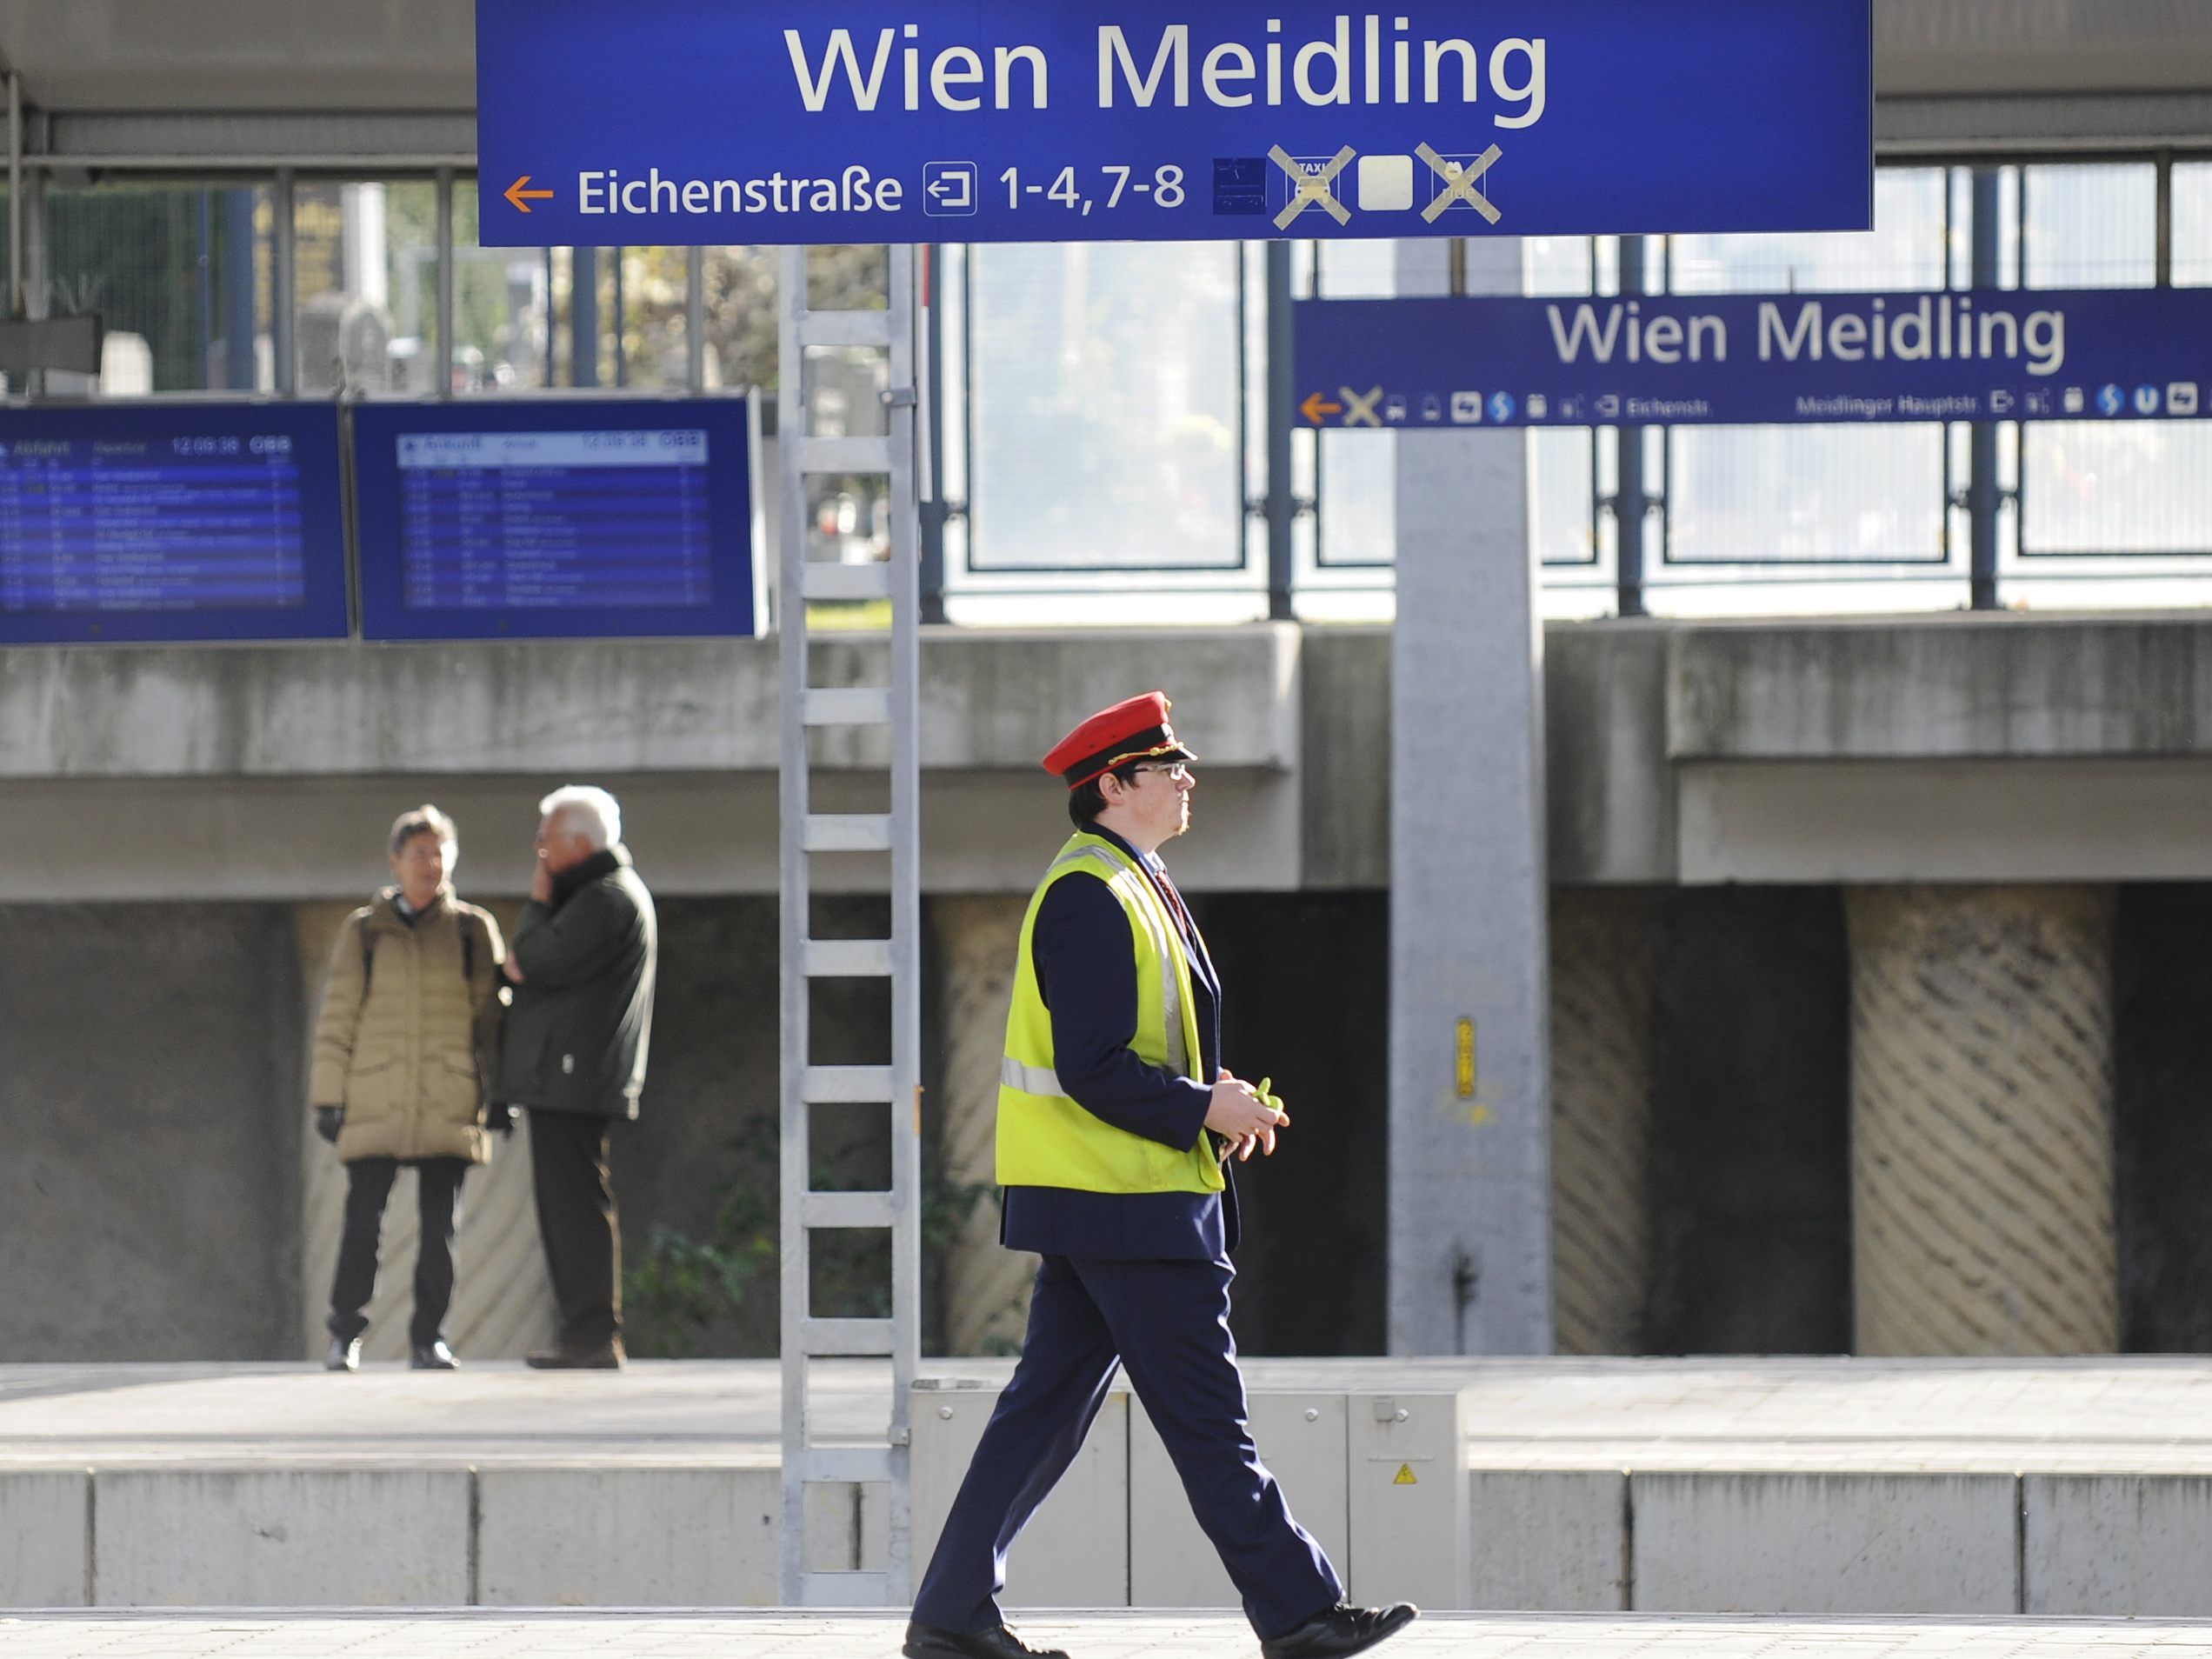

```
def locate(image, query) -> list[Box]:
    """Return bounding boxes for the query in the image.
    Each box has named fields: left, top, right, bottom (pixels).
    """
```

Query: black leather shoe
left=1260, top=1601, right=1419, bottom=1659
left=525, top=1338, right=625, bottom=1370
left=901, top=1620, right=1069, bottom=1659
left=410, top=1340, right=460, bottom=1370
left=323, top=1336, right=361, bottom=1373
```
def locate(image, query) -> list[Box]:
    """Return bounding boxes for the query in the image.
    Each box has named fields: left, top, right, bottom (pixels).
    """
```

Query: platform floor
left=5, top=1610, right=2212, bottom=1659
left=8, top=1356, right=2212, bottom=1472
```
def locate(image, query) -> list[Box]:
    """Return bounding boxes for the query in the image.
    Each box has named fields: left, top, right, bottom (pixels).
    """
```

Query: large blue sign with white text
left=476, top=0, right=1870, bottom=247
left=1295, top=289, right=2212, bottom=428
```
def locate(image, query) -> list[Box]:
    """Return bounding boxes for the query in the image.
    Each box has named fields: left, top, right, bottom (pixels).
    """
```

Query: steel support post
left=7, top=70, right=23, bottom=318
left=1969, top=169, right=2002, bottom=610
left=434, top=168, right=455, bottom=397
left=272, top=170, right=296, bottom=395
left=1613, top=236, right=1651, bottom=618
left=685, top=248, right=706, bottom=391
left=571, top=247, right=598, bottom=388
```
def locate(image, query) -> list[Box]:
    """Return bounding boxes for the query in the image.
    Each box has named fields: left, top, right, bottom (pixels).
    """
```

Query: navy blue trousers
left=911, top=1253, right=1342, bottom=1639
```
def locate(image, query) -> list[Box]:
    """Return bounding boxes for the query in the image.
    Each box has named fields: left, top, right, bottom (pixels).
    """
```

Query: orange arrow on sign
left=505, top=176, right=556, bottom=213
left=1300, top=391, right=1344, bottom=425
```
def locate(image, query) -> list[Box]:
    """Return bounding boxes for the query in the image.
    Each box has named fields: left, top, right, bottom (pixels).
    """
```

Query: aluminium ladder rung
left=803, top=1316, right=896, bottom=1356
left=796, top=436, right=892, bottom=475
left=804, top=937, right=894, bottom=976
left=796, top=311, right=892, bottom=350
left=804, top=813, right=893, bottom=853
left=803, top=1065, right=896, bottom=1103
left=796, top=1570, right=893, bottom=1608
left=802, top=1189, right=898, bottom=1229
left=803, top=563, right=893, bottom=603
left=804, top=688, right=894, bottom=728
left=796, top=1445, right=897, bottom=1483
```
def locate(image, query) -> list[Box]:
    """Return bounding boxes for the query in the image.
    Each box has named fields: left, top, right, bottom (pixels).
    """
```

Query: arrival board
left=353, top=398, right=759, bottom=640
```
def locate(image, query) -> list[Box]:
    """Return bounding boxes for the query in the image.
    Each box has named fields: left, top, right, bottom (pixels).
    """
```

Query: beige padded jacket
left=309, top=889, right=506, bottom=1163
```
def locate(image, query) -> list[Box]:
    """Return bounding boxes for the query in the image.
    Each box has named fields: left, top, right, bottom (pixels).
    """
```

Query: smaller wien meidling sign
left=0, top=403, right=349, bottom=644
left=1295, top=288, right=2212, bottom=430
left=351, top=397, right=762, bottom=641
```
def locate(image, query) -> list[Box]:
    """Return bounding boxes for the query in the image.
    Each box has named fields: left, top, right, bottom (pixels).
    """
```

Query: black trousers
left=910, top=1253, right=1340, bottom=1640
left=529, top=1109, right=623, bottom=1348
left=327, top=1156, right=470, bottom=1349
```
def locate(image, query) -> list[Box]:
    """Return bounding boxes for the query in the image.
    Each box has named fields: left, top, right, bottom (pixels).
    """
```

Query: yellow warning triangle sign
left=1393, top=1463, right=1418, bottom=1485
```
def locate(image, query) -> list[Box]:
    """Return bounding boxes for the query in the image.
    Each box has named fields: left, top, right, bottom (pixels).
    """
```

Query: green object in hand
left=1256, top=1077, right=1286, bottom=1122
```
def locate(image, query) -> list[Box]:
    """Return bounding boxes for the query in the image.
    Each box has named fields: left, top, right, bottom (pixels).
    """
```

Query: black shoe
left=1260, top=1601, right=1419, bottom=1659
left=410, top=1340, right=460, bottom=1370
left=901, top=1620, right=1069, bottom=1659
left=323, top=1336, right=361, bottom=1373
left=524, top=1338, right=625, bottom=1369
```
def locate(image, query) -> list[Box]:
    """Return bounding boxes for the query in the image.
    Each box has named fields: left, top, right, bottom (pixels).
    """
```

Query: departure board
left=0, top=403, right=348, bottom=643
left=354, top=397, right=758, bottom=640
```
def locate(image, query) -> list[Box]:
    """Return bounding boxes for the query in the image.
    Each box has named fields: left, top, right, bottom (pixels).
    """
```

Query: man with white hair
left=498, top=785, right=658, bottom=1369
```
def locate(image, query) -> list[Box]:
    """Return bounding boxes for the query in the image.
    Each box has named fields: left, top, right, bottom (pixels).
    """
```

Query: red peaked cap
left=1042, top=691, right=1197, bottom=791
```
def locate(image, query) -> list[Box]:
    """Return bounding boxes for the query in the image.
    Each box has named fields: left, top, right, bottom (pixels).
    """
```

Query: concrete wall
left=11, top=619, right=2212, bottom=1362
left=0, top=903, right=303, bottom=1361
left=13, top=618, right=2212, bottom=902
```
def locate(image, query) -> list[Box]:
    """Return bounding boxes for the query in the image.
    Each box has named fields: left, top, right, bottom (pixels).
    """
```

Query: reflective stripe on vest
left=1000, top=1056, right=1063, bottom=1097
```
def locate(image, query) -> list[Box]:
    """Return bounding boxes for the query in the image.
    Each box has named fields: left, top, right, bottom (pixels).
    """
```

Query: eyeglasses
left=1129, top=763, right=1192, bottom=783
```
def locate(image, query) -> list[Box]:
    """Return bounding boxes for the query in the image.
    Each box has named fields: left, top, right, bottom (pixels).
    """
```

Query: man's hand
left=1211, top=1070, right=1288, bottom=1163
left=1204, top=1076, right=1285, bottom=1148
left=502, top=956, right=526, bottom=984
left=529, top=856, right=555, bottom=904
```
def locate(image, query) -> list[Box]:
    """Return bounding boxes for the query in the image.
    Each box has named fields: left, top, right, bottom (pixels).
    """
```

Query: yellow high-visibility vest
left=996, top=832, right=1223, bottom=1195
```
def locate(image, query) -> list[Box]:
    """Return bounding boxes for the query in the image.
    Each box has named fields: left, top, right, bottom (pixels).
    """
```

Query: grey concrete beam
left=1876, top=0, right=2212, bottom=98
left=0, top=2, right=476, bottom=115
left=1678, top=757, right=2212, bottom=884
left=1669, top=616, right=2212, bottom=763
left=1546, top=623, right=1676, bottom=886
left=0, top=627, right=1297, bottom=781
left=1298, top=627, right=1389, bottom=890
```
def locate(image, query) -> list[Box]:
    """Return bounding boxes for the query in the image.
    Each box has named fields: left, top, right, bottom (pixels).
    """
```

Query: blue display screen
left=354, top=398, right=757, bottom=639
left=0, top=403, right=348, bottom=643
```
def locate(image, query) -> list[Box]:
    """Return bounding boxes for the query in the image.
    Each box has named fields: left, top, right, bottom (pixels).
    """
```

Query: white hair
left=539, top=784, right=622, bottom=850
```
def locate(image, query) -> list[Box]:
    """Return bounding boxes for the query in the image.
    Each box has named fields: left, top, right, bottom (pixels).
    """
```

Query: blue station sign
left=1295, top=289, right=2212, bottom=428
left=476, top=0, right=1872, bottom=247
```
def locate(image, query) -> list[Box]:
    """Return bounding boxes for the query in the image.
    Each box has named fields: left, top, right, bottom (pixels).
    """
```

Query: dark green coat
left=497, top=845, right=658, bottom=1118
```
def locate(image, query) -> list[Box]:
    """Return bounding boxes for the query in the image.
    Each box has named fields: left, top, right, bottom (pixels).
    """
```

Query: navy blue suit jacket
left=999, top=826, right=1240, bottom=1260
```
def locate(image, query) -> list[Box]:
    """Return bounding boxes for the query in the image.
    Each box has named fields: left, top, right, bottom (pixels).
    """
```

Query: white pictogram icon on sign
left=1417, top=143, right=1502, bottom=224
left=2170, top=383, right=2202, bottom=416
left=1270, top=145, right=1356, bottom=230
left=923, top=162, right=977, bottom=217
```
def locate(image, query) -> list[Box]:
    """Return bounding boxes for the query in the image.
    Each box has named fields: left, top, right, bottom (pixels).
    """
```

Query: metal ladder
left=777, top=245, right=922, bottom=1606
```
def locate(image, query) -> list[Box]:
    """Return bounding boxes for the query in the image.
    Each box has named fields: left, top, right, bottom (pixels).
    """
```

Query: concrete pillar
left=1549, top=889, right=1658, bottom=1355
left=1847, top=885, right=2119, bottom=1356
left=293, top=901, right=555, bottom=1362
left=1387, top=237, right=1552, bottom=1355
left=934, top=895, right=1034, bottom=1356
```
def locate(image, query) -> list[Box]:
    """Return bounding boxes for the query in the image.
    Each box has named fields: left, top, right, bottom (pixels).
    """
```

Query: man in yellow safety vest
left=904, top=693, right=1416, bottom=1659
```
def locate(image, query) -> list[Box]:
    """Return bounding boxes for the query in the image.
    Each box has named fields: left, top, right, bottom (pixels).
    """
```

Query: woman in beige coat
left=310, top=804, right=506, bottom=1371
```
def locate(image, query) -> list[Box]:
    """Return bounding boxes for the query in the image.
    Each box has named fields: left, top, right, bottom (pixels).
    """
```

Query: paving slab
left=3, top=1611, right=2212, bottom=1659
left=11, top=1358, right=2212, bottom=1474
